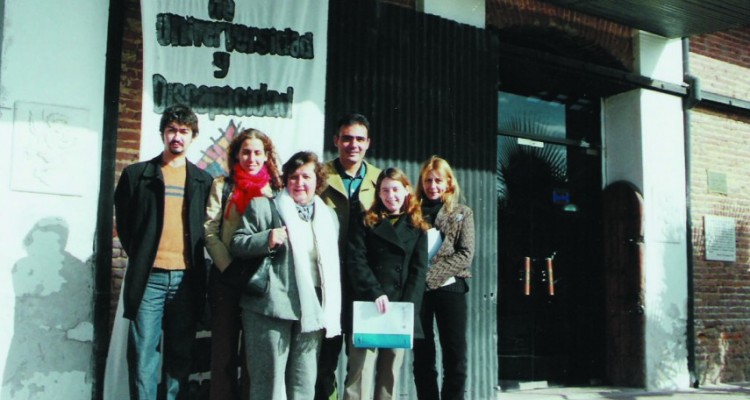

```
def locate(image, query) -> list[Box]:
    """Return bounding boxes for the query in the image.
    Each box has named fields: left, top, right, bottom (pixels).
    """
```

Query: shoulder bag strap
left=268, top=196, right=283, bottom=229
left=218, top=177, right=233, bottom=233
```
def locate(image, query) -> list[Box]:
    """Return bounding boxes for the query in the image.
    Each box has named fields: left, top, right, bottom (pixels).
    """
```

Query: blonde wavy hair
left=416, top=155, right=461, bottom=213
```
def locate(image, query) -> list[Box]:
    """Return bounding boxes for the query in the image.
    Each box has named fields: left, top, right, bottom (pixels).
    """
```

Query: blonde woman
left=412, top=156, right=475, bottom=400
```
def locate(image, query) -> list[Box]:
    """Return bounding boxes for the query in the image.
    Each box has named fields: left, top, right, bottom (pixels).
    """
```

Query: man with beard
left=114, top=104, right=212, bottom=400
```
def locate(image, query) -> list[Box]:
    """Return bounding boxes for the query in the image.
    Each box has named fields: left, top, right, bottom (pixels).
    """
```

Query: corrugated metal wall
left=324, top=1, right=499, bottom=398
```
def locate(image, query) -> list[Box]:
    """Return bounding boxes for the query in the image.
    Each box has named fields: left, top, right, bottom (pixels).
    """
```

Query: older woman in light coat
left=231, top=151, right=342, bottom=400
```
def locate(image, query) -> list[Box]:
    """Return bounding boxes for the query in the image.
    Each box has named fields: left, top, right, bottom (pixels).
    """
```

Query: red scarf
left=226, top=163, right=270, bottom=218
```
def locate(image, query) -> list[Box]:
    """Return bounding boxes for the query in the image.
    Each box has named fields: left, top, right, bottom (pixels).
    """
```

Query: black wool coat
left=345, top=215, right=428, bottom=338
left=114, top=154, right=213, bottom=320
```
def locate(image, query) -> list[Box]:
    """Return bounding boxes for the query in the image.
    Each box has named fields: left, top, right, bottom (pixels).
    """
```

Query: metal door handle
left=524, top=257, right=531, bottom=296
left=546, top=257, right=555, bottom=296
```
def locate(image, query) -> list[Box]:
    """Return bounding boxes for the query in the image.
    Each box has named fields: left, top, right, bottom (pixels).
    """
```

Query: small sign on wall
left=11, top=102, right=92, bottom=196
left=707, top=170, right=728, bottom=195
left=704, top=215, right=736, bottom=262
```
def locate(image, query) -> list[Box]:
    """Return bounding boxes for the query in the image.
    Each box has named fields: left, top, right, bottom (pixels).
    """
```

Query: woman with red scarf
left=204, top=128, right=283, bottom=400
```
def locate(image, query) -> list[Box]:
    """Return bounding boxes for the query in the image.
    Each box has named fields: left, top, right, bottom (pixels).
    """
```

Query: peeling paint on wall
left=647, top=303, right=690, bottom=390
left=1, top=217, right=94, bottom=399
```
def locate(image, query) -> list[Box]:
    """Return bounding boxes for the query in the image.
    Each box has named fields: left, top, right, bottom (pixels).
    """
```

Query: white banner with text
left=140, top=0, right=329, bottom=174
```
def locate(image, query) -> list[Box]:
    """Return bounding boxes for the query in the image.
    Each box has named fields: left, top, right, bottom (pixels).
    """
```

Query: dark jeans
left=209, top=268, right=249, bottom=400
left=315, top=334, right=343, bottom=400
left=127, top=270, right=196, bottom=400
left=413, top=289, right=468, bottom=400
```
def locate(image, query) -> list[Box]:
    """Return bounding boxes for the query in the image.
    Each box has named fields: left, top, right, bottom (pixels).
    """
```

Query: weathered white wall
left=0, top=1, right=108, bottom=399
left=634, top=31, right=684, bottom=85
left=419, top=0, right=485, bottom=28
left=603, top=33, right=690, bottom=390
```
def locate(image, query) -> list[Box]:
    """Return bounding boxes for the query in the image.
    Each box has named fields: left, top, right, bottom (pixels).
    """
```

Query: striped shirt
left=154, top=164, right=187, bottom=270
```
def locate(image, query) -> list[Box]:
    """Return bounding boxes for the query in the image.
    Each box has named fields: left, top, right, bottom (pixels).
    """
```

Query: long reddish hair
left=364, top=167, right=429, bottom=231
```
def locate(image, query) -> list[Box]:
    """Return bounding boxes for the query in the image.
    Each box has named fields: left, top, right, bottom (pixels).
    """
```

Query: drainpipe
left=682, top=37, right=699, bottom=389
left=93, top=0, right=126, bottom=398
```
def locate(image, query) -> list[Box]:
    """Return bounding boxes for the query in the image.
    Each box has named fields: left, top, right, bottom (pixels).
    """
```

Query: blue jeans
left=127, top=270, right=196, bottom=400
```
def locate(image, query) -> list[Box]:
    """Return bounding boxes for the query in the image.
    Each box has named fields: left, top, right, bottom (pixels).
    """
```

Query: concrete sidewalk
left=497, top=383, right=750, bottom=399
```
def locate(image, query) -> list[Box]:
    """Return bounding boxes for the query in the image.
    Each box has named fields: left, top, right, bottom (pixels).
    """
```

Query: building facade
left=0, top=0, right=748, bottom=399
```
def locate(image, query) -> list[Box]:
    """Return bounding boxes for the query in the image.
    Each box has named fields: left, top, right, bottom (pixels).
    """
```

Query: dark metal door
left=602, top=181, right=645, bottom=387
left=497, top=92, right=605, bottom=387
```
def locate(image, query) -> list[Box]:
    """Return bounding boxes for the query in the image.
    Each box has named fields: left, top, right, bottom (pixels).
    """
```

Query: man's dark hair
left=159, top=104, right=199, bottom=137
left=335, top=113, right=370, bottom=138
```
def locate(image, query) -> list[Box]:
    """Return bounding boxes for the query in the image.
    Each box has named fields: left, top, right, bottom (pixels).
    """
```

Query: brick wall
left=486, top=0, right=633, bottom=70
left=111, top=0, right=142, bottom=329
left=692, top=27, right=750, bottom=70
left=688, top=27, right=750, bottom=385
left=690, top=53, right=750, bottom=101
left=690, top=108, right=750, bottom=384
left=690, top=27, right=750, bottom=100
left=384, top=0, right=636, bottom=70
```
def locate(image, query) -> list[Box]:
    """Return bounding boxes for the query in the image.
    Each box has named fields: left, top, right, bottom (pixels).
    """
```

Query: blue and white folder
left=352, top=301, right=414, bottom=349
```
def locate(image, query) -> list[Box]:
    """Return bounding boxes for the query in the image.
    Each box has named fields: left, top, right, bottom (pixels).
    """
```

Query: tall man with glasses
left=115, top=104, right=212, bottom=400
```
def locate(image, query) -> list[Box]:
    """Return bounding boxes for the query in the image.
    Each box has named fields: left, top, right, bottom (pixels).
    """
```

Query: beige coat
left=204, top=176, right=273, bottom=271
left=320, top=160, right=381, bottom=253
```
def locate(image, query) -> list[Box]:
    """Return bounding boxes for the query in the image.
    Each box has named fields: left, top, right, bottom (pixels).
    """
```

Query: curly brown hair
left=364, top=167, right=429, bottom=231
left=281, top=151, right=329, bottom=195
left=226, top=128, right=283, bottom=191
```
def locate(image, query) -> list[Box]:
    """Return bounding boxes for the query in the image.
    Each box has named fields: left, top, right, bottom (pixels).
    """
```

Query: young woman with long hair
left=343, top=167, right=429, bottom=400
left=412, top=156, right=475, bottom=400
left=203, top=128, right=283, bottom=400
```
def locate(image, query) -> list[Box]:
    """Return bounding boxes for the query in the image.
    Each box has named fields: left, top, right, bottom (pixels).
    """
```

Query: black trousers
left=413, top=289, right=468, bottom=400
left=315, top=334, right=343, bottom=400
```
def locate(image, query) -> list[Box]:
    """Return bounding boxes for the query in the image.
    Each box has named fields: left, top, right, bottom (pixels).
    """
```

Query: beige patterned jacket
left=426, top=203, right=475, bottom=290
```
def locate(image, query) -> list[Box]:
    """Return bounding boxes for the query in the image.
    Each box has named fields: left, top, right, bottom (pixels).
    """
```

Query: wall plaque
left=11, top=102, right=92, bottom=196
left=704, top=215, right=736, bottom=262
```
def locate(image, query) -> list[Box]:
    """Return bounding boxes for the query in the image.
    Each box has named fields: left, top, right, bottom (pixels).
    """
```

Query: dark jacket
left=321, top=160, right=382, bottom=327
left=114, top=154, right=212, bottom=319
left=345, top=215, right=428, bottom=338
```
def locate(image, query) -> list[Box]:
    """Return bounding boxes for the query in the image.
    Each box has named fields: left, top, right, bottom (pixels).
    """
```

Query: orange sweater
left=154, top=164, right=187, bottom=270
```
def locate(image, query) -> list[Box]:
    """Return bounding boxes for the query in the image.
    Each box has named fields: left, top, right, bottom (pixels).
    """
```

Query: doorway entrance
left=496, top=90, right=605, bottom=387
